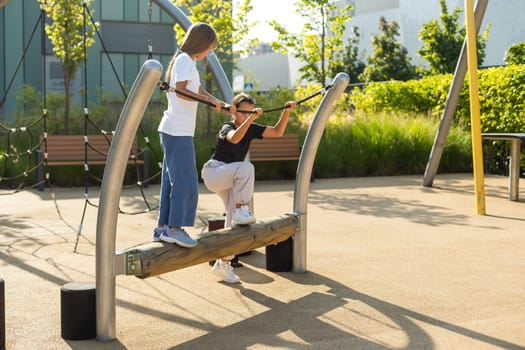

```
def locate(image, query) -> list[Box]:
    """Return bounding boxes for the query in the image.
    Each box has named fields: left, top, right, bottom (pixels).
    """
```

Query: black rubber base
left=266, top=238, right=293, bottom=272
left=60, top=281, right=96, bottom=340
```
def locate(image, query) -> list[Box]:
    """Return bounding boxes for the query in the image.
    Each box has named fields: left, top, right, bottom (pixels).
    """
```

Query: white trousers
left=201, top=159, right=255, bottom=228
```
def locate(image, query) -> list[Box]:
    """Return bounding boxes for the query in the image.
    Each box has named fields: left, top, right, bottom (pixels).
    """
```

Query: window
left=101, top=21, right=175, bottom=55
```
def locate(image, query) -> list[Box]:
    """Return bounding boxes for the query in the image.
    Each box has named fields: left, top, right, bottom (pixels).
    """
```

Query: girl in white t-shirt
left=154, top=22, right=232, bottom=247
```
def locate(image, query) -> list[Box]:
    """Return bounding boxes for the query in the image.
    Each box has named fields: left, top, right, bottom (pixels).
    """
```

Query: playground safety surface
left=1, top=173, right=524, bottom=349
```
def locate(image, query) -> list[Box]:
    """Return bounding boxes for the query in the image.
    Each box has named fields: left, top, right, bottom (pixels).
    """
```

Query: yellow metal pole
left=464, top=0, right=486, bottom=215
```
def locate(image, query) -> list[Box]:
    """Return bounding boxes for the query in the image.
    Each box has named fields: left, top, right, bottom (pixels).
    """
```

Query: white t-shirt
left=158, top=52, right=200, bottom=136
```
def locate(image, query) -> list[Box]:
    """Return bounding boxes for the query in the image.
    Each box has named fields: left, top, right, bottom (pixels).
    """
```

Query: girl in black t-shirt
left=201, top=93, right=296, bottom=283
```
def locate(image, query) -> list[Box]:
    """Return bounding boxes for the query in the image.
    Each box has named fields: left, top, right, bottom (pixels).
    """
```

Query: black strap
left=157, top=81, right=333, bottom=114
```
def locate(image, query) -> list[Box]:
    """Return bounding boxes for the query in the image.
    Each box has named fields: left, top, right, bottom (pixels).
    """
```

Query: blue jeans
left=158, top=133, right=198, bottom=227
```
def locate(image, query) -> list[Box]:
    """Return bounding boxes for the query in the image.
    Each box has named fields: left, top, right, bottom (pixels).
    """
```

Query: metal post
left=464, top=0, right=486, bottom=215
left=1, top=278, right=4, bottom=350
left=96, top=2, right=236, bottom=340
left=509, top=139, right=520, bottom=201
left=293, top=73, right=349, bottom=273
left=422, top=0, right=489, bottom=187
left=96, top=60, right=162, bottom=342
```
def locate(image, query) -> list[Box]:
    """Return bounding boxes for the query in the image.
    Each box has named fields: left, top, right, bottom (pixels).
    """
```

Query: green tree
left=417, top=0, right=489, bottom=75
left=174, top=0, right=252, bottom=136
left=504, top=42, right=525, bottom=65
left=269, top=0, right=353, bottom=86
left=39, top=0, right=96, bottom=134
left=329, top=26, right=365, bottom=84
left=174, top=0, right=252, bottom=65
left=360, top=16, right=417, bottom=82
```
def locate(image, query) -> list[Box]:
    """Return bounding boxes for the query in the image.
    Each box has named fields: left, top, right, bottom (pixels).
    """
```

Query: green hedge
left=350, top=64, right=525, bottom=132
left=477, top=65, right=525, bottom=132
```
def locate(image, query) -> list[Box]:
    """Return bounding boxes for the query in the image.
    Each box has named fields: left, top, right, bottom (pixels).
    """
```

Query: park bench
left=35, top=134, right=149, bottom=191
left=248, top=134, right=301, bottom=162
left=482, top=133, right=525, bottom=201
left=247, top=133, right=316, bottom=181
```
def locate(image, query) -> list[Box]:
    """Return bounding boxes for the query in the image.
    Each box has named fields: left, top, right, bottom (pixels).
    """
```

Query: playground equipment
left=0, top=0, right=348, bottom=342
left=423, top=0, right=489, bottom=214
left=94, top=58, right=348, bottom=341
left=119, top=214, right=299, bottom=278
left=423, top=0, right=489, bottom=187
left=83, top=0, right=349, bottom=342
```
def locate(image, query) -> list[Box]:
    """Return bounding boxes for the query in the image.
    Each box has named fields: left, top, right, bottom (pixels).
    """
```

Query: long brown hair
left=165, top=22, right=218, bottom=83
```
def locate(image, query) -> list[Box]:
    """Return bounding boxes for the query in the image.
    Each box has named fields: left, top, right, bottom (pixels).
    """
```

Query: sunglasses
left=238, top=111, right=253, bottom=115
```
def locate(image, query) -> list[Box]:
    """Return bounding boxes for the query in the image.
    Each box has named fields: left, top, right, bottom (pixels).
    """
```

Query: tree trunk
left=63, top=66, right=71, bottom=134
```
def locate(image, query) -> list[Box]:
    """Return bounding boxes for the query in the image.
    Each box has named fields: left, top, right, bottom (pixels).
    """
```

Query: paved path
left=1, top=174, right=524, bottom=349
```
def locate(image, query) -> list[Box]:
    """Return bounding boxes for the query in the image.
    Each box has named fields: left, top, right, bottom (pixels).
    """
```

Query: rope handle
left=156, top=82, right=333, bottom=114
left=157, top=82, right=233, bottom=112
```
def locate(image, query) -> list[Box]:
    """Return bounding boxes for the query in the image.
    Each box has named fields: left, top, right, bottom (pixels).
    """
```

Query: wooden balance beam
left=116, top=213, right=299, bottom=279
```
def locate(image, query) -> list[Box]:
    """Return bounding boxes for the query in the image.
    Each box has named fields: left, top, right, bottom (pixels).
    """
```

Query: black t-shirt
left=211, top=121, right=266, bottom=163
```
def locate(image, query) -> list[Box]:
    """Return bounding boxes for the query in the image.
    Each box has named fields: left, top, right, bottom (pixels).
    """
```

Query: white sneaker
left=211, top=260, right=240, bottom=284
left=232, top=205, right=256, bottom=226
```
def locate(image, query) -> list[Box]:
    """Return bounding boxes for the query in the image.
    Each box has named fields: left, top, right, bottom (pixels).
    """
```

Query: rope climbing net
left=0, top=1, right=164, bottom=252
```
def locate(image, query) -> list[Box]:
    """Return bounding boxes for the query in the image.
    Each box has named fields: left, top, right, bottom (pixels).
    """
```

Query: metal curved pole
left=96, top=59, right=163, bottom=342
left=151, top=0, right=234, bottom=103
left=293, top=72, right=349, bottom=273
left=96, top=3, right=234, bottom=341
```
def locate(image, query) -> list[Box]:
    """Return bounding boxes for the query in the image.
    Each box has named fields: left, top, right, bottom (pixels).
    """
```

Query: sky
left=240, top=0, right=305, bottom=43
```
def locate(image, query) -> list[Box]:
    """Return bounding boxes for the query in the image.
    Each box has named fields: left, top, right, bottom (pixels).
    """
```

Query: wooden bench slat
left=482, top=133, right=525, bottom=143
left=40, top=135, right=143, bottom=165
left=35, top=134, right=150, bottom=191
left=40, top=160, right=108, bottom=166
left=249, top=134, right=301, bottom=162
left=248, top=156, right=300, bottom=161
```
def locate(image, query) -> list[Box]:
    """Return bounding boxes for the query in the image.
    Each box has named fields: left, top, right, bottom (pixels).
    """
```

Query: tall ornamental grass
left=312, top=113, right=472, bottom=178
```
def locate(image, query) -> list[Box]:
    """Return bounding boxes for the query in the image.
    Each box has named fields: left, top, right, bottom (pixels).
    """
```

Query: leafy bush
left=477, top=65, right=525, bottom=132
left=350, top=64, right=525, bottom=132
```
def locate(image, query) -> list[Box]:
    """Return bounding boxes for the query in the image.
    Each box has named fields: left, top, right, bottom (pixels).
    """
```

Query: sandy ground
left=1, top=173, right=524, bottom=349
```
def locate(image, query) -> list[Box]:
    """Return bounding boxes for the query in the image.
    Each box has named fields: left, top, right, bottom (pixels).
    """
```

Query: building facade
left=0, top=0, right=177, bottom=121
left=347, top=0, right=524, bottom=67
